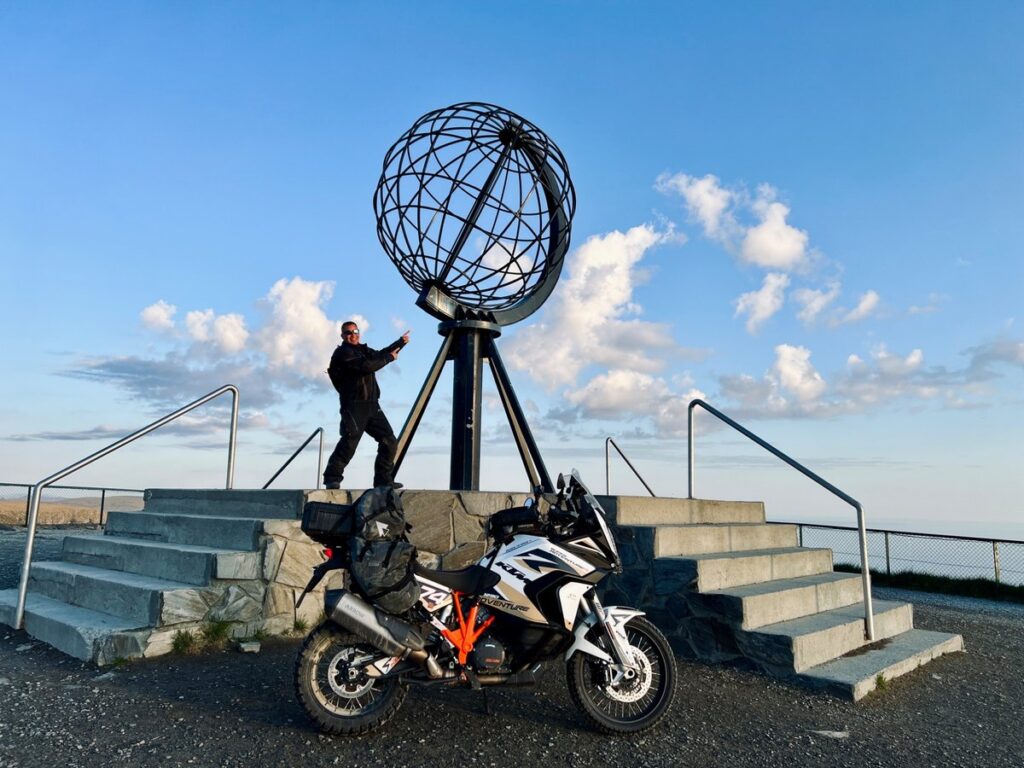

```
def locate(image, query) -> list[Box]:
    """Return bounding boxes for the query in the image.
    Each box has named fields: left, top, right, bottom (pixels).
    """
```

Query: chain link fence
left=0, top=482, right=144, bottom=527
left=781, top=522, right=1024, bottom=587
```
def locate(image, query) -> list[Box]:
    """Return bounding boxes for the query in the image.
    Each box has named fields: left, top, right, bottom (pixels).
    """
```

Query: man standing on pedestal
left=323, top=321, right=410, bottom=490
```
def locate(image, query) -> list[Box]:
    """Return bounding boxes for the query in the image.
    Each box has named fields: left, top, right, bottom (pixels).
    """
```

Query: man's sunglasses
left=342, top=329, right=360, bottom=336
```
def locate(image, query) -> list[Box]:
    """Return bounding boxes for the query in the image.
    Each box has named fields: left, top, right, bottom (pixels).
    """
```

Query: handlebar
left=492, top=506, right=540, bottom=528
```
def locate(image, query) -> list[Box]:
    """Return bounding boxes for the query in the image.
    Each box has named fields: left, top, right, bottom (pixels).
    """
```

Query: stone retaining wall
left=247, top=489, right=533, bottom=638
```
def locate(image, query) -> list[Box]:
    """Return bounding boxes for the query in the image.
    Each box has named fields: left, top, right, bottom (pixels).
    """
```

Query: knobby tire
left=294, top=621, right=407, bottom=736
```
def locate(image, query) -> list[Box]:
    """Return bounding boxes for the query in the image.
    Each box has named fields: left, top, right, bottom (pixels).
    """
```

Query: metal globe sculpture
left=374, top=102, right=575, bottom=325
left=378, top=103, right=575, bottom=492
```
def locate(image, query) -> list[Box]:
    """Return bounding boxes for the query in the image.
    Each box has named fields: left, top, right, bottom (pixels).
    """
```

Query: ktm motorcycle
left=293, top=470, right=676, bottom=735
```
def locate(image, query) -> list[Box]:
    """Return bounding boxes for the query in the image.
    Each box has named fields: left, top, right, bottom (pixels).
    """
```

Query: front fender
left=563, top=606, right=645, bottom=662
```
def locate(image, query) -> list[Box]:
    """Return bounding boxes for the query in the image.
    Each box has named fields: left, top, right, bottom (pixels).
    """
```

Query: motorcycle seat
left=413, top=563, right=500, bottom=595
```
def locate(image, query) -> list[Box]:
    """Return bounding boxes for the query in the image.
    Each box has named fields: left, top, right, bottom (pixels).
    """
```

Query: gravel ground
left=2, top=528, right=1022, bottom=767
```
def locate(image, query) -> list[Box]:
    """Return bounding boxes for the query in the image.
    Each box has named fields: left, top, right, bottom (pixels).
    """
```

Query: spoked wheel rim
left=579, top=624, right=669, bottom=724
left=310, top=637, right=393, bottom=717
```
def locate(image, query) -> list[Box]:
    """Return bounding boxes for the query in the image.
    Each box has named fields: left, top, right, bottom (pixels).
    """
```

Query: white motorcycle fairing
left=564, top=605, right=645, bottom=663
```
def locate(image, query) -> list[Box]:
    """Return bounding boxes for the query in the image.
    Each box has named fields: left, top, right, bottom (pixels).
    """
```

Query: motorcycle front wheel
left=567, top=615, right=676, bottom=734
left=294, top=621, right=407, bottom=736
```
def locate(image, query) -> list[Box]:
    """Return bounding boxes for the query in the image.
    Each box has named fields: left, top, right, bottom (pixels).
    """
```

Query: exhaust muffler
left=325, top=589, right=443, bottom=679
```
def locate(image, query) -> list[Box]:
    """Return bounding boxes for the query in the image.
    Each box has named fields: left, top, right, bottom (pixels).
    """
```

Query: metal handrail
left=0, top=482, right=145, bottom=492
left=687, top=398, right=875, bottom=641
left=13, top=384, right=239, bottom=629
left=604, top=437, right=656, bottom=497
left=262, top=427, right=325, bottom=489
left=0, top=482, right=145, bottom=526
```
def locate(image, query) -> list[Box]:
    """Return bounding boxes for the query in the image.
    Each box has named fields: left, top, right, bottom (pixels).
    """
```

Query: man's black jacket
left=328, top=338, right=405, bottom=406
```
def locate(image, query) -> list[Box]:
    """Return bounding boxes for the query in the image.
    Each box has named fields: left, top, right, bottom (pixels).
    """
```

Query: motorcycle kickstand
left=463, top=668, right=493, bottom=717
left=481, top=688, right=493, bottom=717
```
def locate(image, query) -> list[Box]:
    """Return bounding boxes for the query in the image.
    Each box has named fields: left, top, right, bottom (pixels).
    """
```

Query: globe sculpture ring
left=374, top=102, right=576, bottom=326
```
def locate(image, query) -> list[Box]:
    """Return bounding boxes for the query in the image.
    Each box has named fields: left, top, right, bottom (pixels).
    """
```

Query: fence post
left=797, top=524, right=803, bottom=547
left=993, top=541, right=1001, bottom=583
left=99, top=488, right=107, bottom=526
left=23, top=486, right=32, bottom=526
left=884, top=531, right=892, bottom=576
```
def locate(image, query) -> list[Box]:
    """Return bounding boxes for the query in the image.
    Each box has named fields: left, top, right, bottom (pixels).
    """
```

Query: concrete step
left=737, top=599, right=914, bottom=673
left=612, top=497, right=765, bottom=526
left=654, top=523, right=798, bottom=557
left=798, top=628, right=965, bottom=700
left=697, top=572, right=865, bottom=630
left=62, top=534, right=259, bottom=585
left=105, top=511, right=263, bottom=551
left=655, top=547, right=834, bottom=592
left=142, top=489, right=308, bottom=519
left=0, top=588, right=147, bottom=663
left=28, top=561, right=218, bottom=626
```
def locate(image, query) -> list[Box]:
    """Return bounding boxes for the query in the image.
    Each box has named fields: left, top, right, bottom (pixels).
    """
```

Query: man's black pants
left=323, top=401, right=397, bottom=487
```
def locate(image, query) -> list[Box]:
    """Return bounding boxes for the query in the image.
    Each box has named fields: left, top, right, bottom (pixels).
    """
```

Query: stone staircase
left=0, top=488, right=963, bottom=700
left=0, top=487, right=518, bottom=665
left=599, top=495, right=963, bottom=700
left=0, top=490, right=333, bottom=664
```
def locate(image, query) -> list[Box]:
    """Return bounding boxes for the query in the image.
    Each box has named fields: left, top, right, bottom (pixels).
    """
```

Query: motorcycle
left=293, top=470, right=676, bottom=735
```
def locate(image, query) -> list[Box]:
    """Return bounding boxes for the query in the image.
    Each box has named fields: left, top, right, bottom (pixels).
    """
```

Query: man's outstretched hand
left=391, top=330, right=411, bottom=360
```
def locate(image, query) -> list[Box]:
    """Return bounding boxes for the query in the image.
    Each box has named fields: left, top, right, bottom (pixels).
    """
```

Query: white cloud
left=657, top=174, right=809, bottom=271
left=480, top=241, right=536, bottom=296
left=871, top=344, right=923, bottom=376
left=564, top=369, right=705, bottom=438
left=133, top=277, right=405, bottom=402
left=772, top=344, right=826, bottom=402
left=183, top=309, right=249, bottom=354
left=258, top=277, right=341, bottom=379
left=505, top=223, right=711, bottom=438
left=834, top=345, right=939, bottom=407
left=839, top=290, right=880, bottom=324
left=734, top=273, right=789, bottom=333
left=654, top=173, right=734, bottom=238
left=793, top=282, right=841, bottom=325
left=719, top=344, right=826, bottom=417
left=506, top=225, right=699, bottom=389
left=740, top=187, right=809, bottom=270
left=212, top=314, right=249, bottom=354
left=185, top=309, right=215, bottom=341
left=566, top=370, right=673, bottom=417
left=140, top=300, right=176, bottom=331
left=718, top=340, right=1007, bottom=419
left=653, top=387, right=707, bottom=438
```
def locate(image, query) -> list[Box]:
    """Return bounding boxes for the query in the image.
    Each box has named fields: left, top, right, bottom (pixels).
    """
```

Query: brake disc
left=603, top=647, right=653, bottom=703
left=326, top=649, right=376, bottom=699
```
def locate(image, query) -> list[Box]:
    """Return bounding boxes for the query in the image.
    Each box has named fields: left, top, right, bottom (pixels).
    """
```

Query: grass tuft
left=293, top=617, right=309, bottom=634
left=171, top=630, right=199, bottom=655
left=201, top=620, right=232, bottom=650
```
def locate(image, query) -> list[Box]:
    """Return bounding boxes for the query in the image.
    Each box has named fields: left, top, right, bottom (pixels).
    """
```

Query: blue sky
left=2, top=2, right=1022, bottom=537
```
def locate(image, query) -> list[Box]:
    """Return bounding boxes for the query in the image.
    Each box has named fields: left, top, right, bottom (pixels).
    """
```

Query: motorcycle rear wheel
left=567, top=616, right=676, bottom=734
left=294, top=621, right=407, bottom=736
